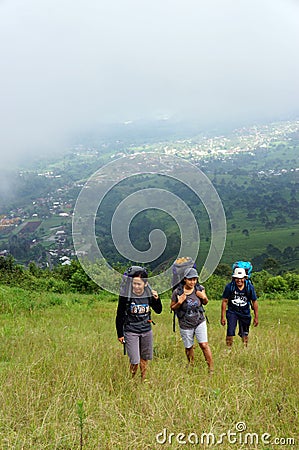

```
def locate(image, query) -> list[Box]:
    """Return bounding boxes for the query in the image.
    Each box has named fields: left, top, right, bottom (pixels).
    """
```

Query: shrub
left=284, top=273, right=299, bottom=291
left=204, top=275, right=226, bottom=300
left=265, top=276, right=288, bottom=293
left=251, top=270, right=272, bottom=296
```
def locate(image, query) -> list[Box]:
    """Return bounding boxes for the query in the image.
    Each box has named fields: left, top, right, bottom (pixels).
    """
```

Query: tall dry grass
left=0, top=291, right=298, bottom=449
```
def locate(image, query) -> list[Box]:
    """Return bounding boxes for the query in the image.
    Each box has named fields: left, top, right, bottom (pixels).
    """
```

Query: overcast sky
left=0, top=0, right=298, bottom=164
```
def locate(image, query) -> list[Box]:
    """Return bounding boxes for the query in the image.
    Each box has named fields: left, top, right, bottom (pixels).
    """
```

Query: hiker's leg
left=140, top=358, right=148, bottom=380
left=226, top=336, right=234, bottom=347
left=185, top=346, right=194, bottom=364
left=242, top=335, right=249, bottom=347
left=239, top=316, right=251, bottom=347
left=195, top=322, right=214, bottom=373
left=199, top=342, right=214, bottom=373
left=125, top=332, right=140, bottom=378
left=130, top=363, right=139, bottom=377
left=226, top=310, right=237, bottom=346
left=139, top=330, right=153, bottom=379
left=180, top=328, right=194, bottom=364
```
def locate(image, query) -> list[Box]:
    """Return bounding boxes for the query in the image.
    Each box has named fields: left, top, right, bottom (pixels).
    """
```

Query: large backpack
left=232, top=261, right=253, bottom=279
left=172, top=257, right=196, bottom=290
left=119, top=265, right=152, bottom=298
left=171, top=257, right=207, bottom=331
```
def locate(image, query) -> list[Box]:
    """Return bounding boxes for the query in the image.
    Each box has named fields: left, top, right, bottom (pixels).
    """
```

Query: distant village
left=0, top=192, right=74, bottom=266
left=0, top=118, right=298, bottom=267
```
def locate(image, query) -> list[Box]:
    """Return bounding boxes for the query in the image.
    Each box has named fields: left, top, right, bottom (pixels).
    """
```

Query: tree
left=263, top=258, right=280, bottom=275
left=214, top=263, right=232, bottom=278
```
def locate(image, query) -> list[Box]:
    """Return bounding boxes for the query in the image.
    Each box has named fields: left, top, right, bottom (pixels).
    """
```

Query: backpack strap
left=125, top=283, right=154, bottom=325
left=172, top=285, right=207, bottom=332
left=245, top=279, right=254, bottom=310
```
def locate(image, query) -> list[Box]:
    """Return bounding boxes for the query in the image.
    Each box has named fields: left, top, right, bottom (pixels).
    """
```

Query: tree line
left=0, top=255, right=298, bottom=300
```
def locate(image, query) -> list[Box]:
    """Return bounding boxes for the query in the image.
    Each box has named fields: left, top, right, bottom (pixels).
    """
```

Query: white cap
left=232, top=267, right=247, bottom=279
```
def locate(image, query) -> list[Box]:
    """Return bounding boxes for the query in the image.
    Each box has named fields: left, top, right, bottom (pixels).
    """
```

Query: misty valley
left=0, top=119, right=298, bottom=275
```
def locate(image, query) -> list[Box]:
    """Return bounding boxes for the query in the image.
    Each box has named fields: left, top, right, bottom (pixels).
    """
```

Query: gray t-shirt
left=172, top=288, right=205, bottom=330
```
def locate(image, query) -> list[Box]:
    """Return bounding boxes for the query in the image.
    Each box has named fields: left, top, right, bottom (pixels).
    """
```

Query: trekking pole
left=123, top=340, right=126, bottom=356
left=172, top=311, right=176, bottom=333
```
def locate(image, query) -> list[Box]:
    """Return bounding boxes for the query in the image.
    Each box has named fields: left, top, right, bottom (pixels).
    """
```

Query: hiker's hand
left=177, top=293, right=186, bottom=304
left=196, top=289, right=208, bottom=304
left=151, top=289, right=159, bottom=299
left=253, top=317, right=258, bottom=327
left=118, top=337, right=124, bottom=344
left=221, top=318, right=226, bottom=326
left=196, top=289, right=205, bottom=299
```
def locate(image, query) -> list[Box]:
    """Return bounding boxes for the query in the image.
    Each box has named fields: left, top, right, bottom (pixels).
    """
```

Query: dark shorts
left=226, top=309, right=251, bottom=337
left=124, top=330, right=153, bottom=364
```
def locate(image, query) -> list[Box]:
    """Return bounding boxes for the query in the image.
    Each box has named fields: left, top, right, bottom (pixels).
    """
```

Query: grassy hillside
left=0, top=286, right=297, bottom=449
left=222, top=226, right=299, bottom=269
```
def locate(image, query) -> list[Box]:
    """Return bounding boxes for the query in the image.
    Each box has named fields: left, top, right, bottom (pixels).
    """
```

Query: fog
left=0, top=0, right=298, bottom=164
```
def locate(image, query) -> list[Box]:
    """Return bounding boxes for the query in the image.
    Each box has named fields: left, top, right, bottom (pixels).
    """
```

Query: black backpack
left=119, top=265, right=153, bottom=355
left=119, top=265, right=152, bottom=298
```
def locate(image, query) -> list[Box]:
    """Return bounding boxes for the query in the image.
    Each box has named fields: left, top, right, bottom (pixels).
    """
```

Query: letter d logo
left=156, top=428, right=167, bottom=444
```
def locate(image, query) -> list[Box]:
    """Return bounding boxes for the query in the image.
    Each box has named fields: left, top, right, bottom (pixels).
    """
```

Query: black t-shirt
left=222, top=281, right=257, bottom=316
left=116, top=292, right=162, bottom=337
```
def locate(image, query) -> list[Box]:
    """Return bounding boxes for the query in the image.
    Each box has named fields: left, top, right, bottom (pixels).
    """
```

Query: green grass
left=223, top=226, right=299, bottom=265
left=0, top=288, right=298, bottom=449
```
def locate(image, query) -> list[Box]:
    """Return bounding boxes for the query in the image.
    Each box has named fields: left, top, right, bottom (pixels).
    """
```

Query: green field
left=223, top=226, right=299, bottom=268
left=0, top=287, right=298, bottom=449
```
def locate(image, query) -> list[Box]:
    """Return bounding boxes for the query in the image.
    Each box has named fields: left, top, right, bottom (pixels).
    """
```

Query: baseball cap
left=184, top=267, right=199, bottom=279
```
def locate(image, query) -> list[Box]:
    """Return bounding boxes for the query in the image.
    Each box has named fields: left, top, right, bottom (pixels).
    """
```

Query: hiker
left=116, top=267, right=162, bottom=381
left=170, top=267, right=214, bottom=374
left=221, top=267, right=258, bottom=348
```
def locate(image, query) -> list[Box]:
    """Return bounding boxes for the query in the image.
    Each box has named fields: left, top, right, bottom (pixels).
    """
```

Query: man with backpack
left=221, top=266, right=258, bottom=348
left=116, top=267, right=162, bottom=381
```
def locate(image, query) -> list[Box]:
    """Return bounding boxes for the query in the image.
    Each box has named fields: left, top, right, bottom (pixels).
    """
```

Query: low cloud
left=0, top=0, right=298, bottom=164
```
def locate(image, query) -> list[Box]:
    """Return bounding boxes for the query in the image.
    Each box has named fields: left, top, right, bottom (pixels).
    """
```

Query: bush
left=70, top=270, right=99, bottom=293
left=265, top=276, right=288, bottom=293
left=204, top=274, right=226, bottom=300
left=43, top=277, right=69, bottom=294
left=284, top=273, right=299, bottom=291
left=251, top=270, right=272, bottom=296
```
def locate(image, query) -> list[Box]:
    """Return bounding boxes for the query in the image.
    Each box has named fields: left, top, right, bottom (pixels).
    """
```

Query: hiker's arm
left=170, top=292, right=186, bottom=311
left=151, top=289, right=159, bottom=300
left=116, top=296, right=126, bottom=339
left=252, top=300, right=258, bottom=326
left=221, top=298, right=228, bottom=326
left=150, top=292, right=162, bottom=314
